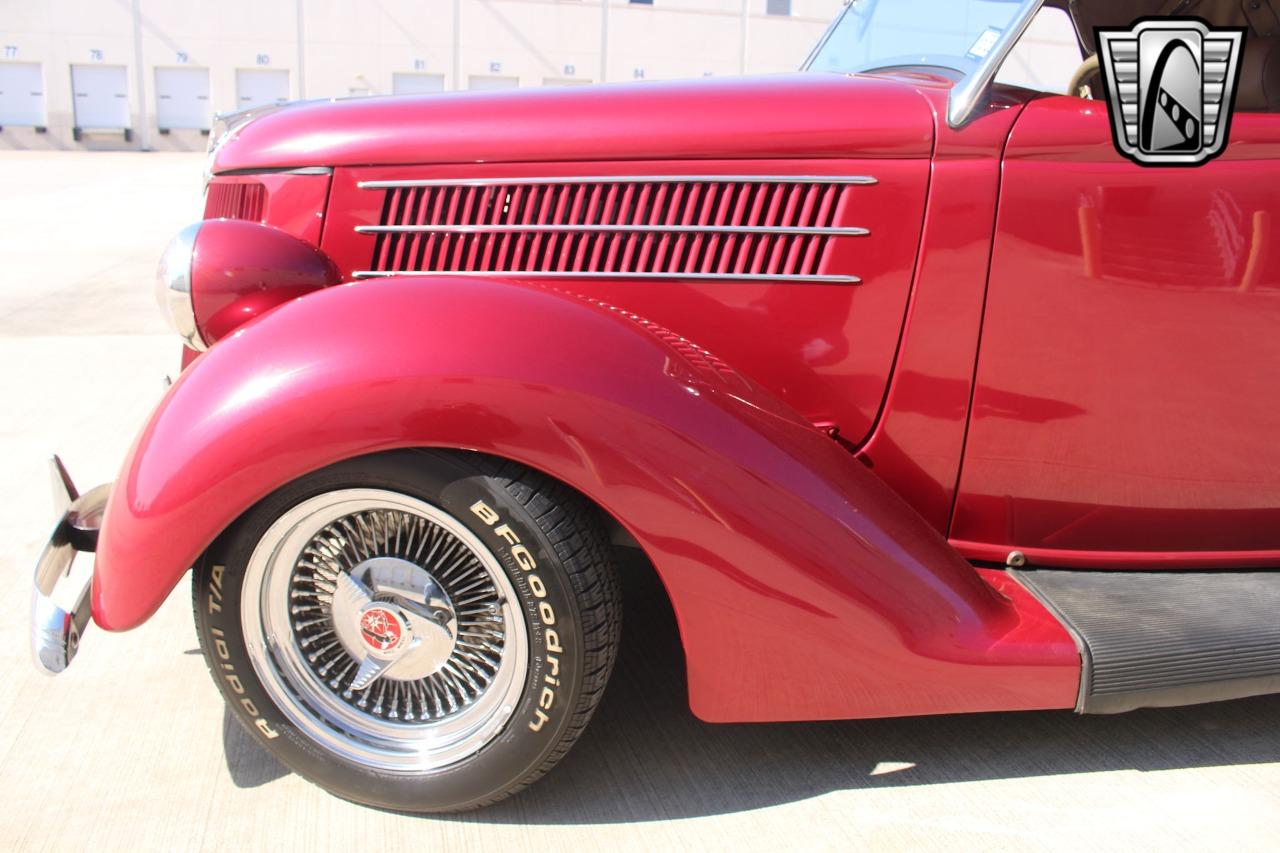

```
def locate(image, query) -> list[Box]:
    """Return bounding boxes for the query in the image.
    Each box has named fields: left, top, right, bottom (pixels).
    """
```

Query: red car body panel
left=320, top=158, right=931, bottom=444
left=190, top=219, right=341, bottom=346
left=856, top=82, right=1028, bottom=534
left=86, top=65, right=1280, bottom=722
left=211, top=74, right=934, bottom=172
left=205, top=170, right=331, bottom=244
left=953, top=96, right=1280, bottom=565
left=93, top=277, right=1079, bottom=721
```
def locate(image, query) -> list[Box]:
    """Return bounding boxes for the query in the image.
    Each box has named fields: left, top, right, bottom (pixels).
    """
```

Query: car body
left=31, top=0, right=1280, bottom=811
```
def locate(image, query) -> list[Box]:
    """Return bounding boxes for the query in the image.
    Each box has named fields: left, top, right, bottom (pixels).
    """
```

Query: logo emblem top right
left=1096, top=19, right=1246, bottom=167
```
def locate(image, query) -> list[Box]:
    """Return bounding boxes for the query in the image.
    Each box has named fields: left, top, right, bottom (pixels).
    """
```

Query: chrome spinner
left=330, top=557, right=460, bottom=690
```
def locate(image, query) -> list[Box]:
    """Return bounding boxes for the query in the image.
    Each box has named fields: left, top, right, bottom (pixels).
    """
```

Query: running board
left=1012, top=569, right=1280, bottom=714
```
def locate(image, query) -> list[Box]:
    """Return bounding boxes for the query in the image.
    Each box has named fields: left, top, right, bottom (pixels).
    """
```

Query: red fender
left=95, top=277, right=1078, bottom=721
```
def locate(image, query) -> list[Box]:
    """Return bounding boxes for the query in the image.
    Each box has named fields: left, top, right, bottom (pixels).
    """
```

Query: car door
left=951, top=93, right=1280, bottom=562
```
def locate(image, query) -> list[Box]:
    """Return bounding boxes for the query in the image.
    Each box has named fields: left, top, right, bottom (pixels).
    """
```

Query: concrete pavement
left=0, top=151, right=1277, bottom=852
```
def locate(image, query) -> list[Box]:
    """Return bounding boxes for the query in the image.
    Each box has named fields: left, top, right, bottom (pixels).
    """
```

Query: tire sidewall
left=193, top=451, right=585, bottom=812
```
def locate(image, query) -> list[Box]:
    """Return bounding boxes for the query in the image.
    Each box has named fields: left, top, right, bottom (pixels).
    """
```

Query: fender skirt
left=95, top=278, right=1079, bottom=721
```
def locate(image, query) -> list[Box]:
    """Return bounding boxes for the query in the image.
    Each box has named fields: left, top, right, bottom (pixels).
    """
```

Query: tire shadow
left=472, top=548, right=1280, bottom=824
left=219, top=547, right=1280, bottom=819
left=222, top=707, right=288, bottom=788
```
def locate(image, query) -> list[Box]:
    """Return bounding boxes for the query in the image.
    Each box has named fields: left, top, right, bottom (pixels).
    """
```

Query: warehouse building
left=0, top=0, right=843, bottom=151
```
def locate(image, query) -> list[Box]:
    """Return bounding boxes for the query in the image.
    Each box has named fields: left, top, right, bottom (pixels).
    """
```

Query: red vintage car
left=31, top=0, right=1280, bottom=812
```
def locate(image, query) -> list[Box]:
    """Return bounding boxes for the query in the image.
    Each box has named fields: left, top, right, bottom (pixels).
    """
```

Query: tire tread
left=458, top=455, right=623, bottom=809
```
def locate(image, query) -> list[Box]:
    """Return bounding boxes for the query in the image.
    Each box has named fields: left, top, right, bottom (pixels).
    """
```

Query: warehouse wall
left=0, top=0, right=842, bottom=151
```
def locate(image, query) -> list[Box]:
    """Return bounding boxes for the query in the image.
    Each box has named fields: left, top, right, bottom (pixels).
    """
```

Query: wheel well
left=448, top=450, right=689, bottom=685
left=445, top=449, right=690, bottom=694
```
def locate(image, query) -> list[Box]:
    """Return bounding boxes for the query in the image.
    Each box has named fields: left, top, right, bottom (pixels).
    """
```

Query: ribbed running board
left=1012, top=569, right=1280, bottom=714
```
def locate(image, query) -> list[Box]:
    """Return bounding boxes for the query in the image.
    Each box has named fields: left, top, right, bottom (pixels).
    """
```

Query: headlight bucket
left=156, top=220, right=341, bottom=352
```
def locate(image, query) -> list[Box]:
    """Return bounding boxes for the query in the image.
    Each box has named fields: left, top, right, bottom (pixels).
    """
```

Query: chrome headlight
left=155, top=222, right=208, bottom=352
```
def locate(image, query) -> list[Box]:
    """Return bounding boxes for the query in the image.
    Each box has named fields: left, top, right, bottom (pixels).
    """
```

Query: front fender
left=95, top=277, right=1077, bottom=720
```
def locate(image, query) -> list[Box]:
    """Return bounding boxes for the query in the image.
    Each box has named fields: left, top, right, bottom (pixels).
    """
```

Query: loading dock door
left=468, top=75, right=519, bottom=91
left=0, top=63, right=45, bottom=126
left=235, top=69, right=289, bottom=110
left=71, top=64, right=130, bottom=129
left=155, top=67, right=210, bottom=130
left=392, top=73, right=445, bottom=95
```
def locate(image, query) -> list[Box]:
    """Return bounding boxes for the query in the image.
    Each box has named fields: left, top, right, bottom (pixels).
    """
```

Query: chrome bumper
left=31, top=456, right=111, bottom=675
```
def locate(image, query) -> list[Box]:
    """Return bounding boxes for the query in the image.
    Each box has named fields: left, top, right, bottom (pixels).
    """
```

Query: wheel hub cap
left=330, top=556, right=461, bottom=688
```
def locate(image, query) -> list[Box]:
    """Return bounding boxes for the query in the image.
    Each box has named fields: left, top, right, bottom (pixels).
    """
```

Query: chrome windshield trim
left=352, top=270, right=861, bottom=284
left=800, top=0, right=852, bottom=71
left=357, top=175, right=878, bottom=189
left=947, top=0, right=1044, bottom=128
left=803, top=0, right=1044, bottom=129
left=355, top=224, right=870, bottom=237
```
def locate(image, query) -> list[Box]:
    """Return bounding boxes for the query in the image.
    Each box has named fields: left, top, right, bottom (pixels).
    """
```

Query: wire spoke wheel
left=241, top=488, right=528, bottom=773
left=197, top=452, right=621, bottom=811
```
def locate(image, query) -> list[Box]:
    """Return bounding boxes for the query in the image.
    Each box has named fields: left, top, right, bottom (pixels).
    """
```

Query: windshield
left=806, top=0, right=1034, bottom=78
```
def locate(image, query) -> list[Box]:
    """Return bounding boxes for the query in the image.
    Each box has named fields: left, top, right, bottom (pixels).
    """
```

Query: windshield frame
left=802, top=0, right=1046, bottom=128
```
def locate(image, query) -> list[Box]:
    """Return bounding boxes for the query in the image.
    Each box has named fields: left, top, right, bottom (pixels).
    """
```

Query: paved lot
left=1, top=151, right=1278, bottom=852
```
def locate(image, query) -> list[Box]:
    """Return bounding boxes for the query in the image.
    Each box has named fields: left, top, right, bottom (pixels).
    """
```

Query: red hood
left=211, top=73, right=935, bottom=173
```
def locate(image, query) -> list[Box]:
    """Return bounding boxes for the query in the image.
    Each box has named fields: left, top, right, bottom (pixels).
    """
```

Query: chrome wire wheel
left=241, top=488, right=528, bottom=773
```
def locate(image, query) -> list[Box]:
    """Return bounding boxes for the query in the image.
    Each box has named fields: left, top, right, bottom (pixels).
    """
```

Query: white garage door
left=155, top=67, right=210, bottom=130
left=392, top=73, right=445, bottom=95
left=468, top=75, right=519, bottom=91
left=0, top=63, right=45, bottom=126
left=71, top=64, right=130, bottom=129
left=235, top=69, right=289, bottom=110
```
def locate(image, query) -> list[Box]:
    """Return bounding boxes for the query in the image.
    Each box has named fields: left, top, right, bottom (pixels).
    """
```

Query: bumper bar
left=31, top=456, right=111, bottom=675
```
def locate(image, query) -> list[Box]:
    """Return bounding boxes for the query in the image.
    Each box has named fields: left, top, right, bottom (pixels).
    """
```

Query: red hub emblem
left=359, top=607, right=403, bottom=653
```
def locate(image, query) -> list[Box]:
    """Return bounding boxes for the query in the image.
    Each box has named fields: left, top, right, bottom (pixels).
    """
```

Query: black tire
left=191, top=449, right=622, bottom=812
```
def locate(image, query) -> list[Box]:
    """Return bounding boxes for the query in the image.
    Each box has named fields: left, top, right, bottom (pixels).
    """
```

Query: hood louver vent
left=353, top=176, right=872, bottom=284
